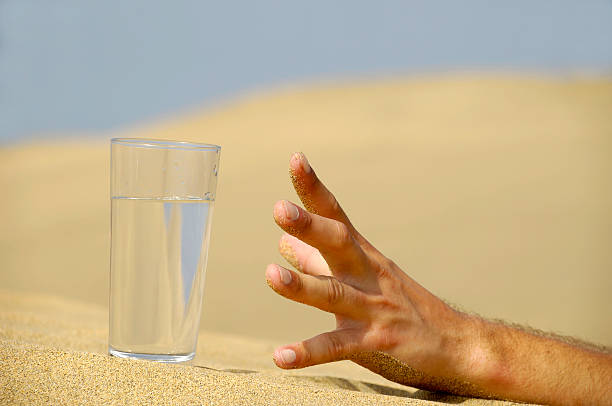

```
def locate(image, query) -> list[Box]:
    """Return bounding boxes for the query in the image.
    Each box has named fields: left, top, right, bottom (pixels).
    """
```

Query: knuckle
left=325, top=277, right=345, bottom=306
left=332, top=222, right=353, bottom=249
left=293, top=272, right=304, bottom=292
left=375, top=264, right=393, bottom=280
left=301, top=345, right=312, bottom=366
left=369, top=294, right=400, bottom=313
left=328, top=195, right=342, bottom=215
left=369, top=329, right=399, bottom=351
left=375, top=257, right=397, bottom=279
left=325, top=333, right=346, bottom=360
left=351, top=290, right=367, bottom=307
left=301, top=210, right=312, bottom=230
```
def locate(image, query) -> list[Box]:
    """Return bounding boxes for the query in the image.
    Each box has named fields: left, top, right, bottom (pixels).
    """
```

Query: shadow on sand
left=195, top=366, right=467, bottom=403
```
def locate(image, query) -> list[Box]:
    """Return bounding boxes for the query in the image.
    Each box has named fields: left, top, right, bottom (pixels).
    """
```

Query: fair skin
left=265, top=152, right=612, bottom=405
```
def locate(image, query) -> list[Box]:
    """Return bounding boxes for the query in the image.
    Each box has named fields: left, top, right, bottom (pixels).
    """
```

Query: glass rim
left=111, top=138, right=221, bottom=151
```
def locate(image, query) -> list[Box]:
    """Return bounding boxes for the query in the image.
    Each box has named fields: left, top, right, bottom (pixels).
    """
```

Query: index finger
left=289, top=152, right=368, bottom=246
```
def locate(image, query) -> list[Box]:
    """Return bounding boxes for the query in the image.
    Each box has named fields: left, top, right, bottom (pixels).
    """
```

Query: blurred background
left=1, top=1, right=611, bottom=347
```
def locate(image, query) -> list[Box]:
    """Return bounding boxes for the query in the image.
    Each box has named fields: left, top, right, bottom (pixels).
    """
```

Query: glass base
left=109, top=347, right=195, bottom=363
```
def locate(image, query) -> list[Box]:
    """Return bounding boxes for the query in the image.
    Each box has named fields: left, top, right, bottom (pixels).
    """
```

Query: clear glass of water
left=109, top=138, right=220, bottom=362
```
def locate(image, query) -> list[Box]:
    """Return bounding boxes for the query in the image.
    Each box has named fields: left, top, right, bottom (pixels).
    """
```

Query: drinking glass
left=109, top=138, right=220, bottom=362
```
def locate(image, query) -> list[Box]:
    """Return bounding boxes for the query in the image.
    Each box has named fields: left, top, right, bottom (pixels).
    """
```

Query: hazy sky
left=1, top=1, right=611, bottom=143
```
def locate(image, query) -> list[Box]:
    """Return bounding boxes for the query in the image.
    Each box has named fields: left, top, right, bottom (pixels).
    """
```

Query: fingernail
left=283, top=201, right=299, bottom=221
left=279, top=349, right=296, bottom=365
left=299, top=153, right=312, bottom=173
left=278, top=267, right=292, bottom=285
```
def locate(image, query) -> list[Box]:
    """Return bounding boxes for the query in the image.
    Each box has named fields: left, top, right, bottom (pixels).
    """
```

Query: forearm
left=457, top=315, right=612, bottom=405
left=352, top=312, right=611, bottom=405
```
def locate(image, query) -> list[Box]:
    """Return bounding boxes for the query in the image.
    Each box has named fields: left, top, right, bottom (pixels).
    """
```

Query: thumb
left=273, top=328, right=361, bottom=369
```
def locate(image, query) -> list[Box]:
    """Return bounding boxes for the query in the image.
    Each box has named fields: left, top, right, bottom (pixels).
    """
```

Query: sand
left=1, top=74, right=611, bottom=404
left=0, top=290, right=515, bottom=405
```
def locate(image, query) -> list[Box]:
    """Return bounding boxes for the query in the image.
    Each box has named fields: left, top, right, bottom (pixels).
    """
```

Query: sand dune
left=1, top=74, right=611, bottom=403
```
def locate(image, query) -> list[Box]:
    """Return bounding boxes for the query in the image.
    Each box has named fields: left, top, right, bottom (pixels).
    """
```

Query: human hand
left=266, top=153, right=612, bottom=404
left=265, top=153, right=490, bottom=396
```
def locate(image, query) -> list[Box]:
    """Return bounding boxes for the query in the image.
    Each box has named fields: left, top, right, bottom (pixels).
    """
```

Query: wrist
left=412, top=305, right=482, bottom=379
left=454, top=315, right=514, bottom=392
left=438, top=311, right=510, bottom=390
left=402, top=306, right=510, bottom=398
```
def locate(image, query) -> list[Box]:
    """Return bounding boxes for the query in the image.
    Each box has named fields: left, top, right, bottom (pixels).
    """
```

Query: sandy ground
left=1, top=74, right=611, bottom=403
left=0, top=290, right=518, bottom=405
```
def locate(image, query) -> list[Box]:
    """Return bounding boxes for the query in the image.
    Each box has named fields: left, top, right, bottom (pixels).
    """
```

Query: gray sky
left=1, top=0, right=612, bottom=143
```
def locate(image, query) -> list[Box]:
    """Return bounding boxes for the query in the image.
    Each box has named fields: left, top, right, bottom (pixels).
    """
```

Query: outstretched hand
left=265, top=152, right=484, bottom=395
left=265, top=153, right=612, bottom=404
